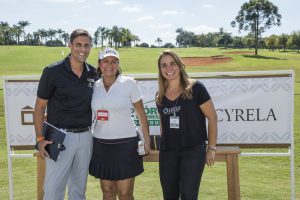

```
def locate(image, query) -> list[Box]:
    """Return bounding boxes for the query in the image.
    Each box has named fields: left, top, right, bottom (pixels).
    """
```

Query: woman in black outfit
left=156, top=50, right=218, bottom=200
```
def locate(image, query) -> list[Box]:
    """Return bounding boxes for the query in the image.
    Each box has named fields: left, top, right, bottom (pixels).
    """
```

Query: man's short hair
left=70, top=29, right=92, bottom=44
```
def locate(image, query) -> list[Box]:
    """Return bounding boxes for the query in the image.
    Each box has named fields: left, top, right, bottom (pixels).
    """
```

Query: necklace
left=104, top=83, right=111, bottom=90
left=103, top=78, right=115, bottom=91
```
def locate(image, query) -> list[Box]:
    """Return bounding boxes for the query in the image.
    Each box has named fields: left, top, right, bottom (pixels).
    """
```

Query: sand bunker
left=182, top=56, right=233, bottom=66
left=224, top=51, right=254, bottom=55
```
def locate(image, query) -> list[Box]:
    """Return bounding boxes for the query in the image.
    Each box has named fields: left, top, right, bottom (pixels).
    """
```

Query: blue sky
left=1, top=0, right=299, bottom=45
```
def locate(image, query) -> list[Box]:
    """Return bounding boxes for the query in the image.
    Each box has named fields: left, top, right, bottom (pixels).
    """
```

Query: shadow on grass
left=279, top=50, right=300, bottom=54
left=243, top=55, right=287, bottom=60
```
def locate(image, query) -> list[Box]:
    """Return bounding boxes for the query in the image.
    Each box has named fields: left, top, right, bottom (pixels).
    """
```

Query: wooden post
left=35, top=146, right=241, bottom=200
left=226, top=154, right=240, bottom=200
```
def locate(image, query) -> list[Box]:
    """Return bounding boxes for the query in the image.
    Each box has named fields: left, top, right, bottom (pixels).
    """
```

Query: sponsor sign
left=3, top=71, right=293, bottom=146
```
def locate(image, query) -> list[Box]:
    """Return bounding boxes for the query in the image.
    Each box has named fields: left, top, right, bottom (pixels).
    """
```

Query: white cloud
left=81, top=5, right=90, bottom=8
left=121, top=5, right=142, bottom=12
left=186, top=25, right=218, bottom=34
left=59, top=20, right=69, bottom=25
left=149, top=23, right=171, bottom=29
left=104, top=0, right=121, bottom=5
left=131, top=16, right=154, bottom=22
left=162, top=10, right=179, bottom=15
left=161, top=31, right=176, bottom=38
left=202, top=4, right=213, bottom=8
left=161, top=32, right=177, bottom=43
left=45, top=0, right=76, bottom=2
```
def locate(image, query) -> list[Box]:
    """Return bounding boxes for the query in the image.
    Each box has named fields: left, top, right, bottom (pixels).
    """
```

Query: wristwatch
left=207, top=146, right=217, bottom=152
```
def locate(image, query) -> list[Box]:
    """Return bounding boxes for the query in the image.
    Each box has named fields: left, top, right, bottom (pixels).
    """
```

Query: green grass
left=0, top=46, right=299, bottom=199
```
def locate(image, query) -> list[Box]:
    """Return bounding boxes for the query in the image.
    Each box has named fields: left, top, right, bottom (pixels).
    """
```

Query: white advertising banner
left=4, top=79, right=39, bottom=146
left=4, top=71, right=293, bottom=146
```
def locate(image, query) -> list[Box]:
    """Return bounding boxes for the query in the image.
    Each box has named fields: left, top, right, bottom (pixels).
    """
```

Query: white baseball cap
left=98, top=47, right=119, bottom=60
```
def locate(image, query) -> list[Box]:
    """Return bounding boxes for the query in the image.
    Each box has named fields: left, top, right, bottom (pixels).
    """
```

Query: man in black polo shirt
left=34, top=29, right=97, bottom=200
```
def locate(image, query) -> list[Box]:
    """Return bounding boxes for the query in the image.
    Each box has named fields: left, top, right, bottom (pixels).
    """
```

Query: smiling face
left=98, top=56, right=119, bottom=78
left=68, top=35, right=91, bottom=64
left=159, top=54, right=180, bottom=81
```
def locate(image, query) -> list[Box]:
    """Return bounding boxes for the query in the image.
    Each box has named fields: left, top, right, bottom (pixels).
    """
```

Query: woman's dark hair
left=97, top=60, right=122, bottom=77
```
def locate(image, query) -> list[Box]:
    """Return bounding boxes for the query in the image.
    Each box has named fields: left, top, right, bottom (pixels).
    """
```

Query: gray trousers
left=43, top=130, right=93, bottom=200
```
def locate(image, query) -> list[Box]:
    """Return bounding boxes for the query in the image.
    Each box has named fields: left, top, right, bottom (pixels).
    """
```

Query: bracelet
left=36, top=135, right=45, bottom=142
left=207, top=146, right=217, bottom=152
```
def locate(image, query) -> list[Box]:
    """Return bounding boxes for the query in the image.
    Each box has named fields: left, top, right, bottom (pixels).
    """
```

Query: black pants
left=159, top=144, right=206, bottom=200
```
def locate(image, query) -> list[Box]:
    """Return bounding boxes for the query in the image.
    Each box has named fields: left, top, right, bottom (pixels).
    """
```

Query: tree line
left=0, top=21, right=141, bottom=48
left=1, top=0, right=300, bottom=53
left=176, top=0, right=299, bottom=53
left=175, top=28, right=300, bottom=52
left=0, top=21, right=70, bottom=46
left=1, top=20, right=299, bottom=52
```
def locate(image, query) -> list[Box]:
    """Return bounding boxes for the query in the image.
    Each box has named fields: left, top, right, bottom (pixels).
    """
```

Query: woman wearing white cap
left=90, top=47, right=150, bottom=200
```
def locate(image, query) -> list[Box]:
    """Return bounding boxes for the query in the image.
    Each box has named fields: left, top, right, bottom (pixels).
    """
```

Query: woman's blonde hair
left=156, top=49, right=195, bottom=105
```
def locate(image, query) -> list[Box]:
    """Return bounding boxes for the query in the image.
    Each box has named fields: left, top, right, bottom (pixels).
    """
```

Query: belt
left=64, top=127, right=90, bottom=133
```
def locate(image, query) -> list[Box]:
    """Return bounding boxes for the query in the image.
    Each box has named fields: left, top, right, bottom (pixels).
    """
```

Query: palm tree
left=132, top=34, right=140, bottom=47
left=175, top=28, right=185, bottom=47
left=106, top=29, right=113, bottom=47
left=0, top=21, right=12, bottom=45
left=94, top=28, right=100, bottom=47
left=38, top=29, right=48, bottom=44
left=176, top=28, right=184, bottom=34
left=111, top=26, right=121, bottom=48
left=99, top=26, right=108, bottom=48
left=47, top=29, right=57, bottom=41
left=121, top=28, right=133, bottom=48
left=17, top=20, right=30, bottom=44
left=155, top=37, right=162, bottom=47
left=25, top=33, right=33, bottom=45
left=12, top=25, right=22, bottom=44
left=33, top=31, right=42, bottom=45
left=56, top=28, right=64, bottom=41
left=61, top=32, right=70, bottom=46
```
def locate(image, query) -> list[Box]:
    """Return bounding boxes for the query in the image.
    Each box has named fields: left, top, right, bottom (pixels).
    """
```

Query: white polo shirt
left=91, top=75, right=142, bottom=139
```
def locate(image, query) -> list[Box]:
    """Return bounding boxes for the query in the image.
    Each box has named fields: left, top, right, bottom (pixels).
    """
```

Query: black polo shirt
left=157, top=81, right=211, bottom=150
left=37, top=55, right=97, bottom=129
